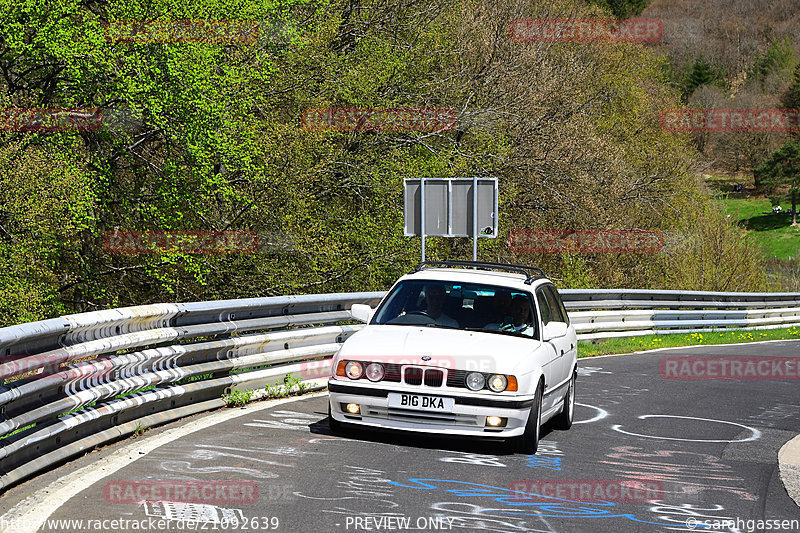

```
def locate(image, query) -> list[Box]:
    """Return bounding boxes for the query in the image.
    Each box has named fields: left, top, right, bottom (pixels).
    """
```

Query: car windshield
left=371, top=279, right=539, bottom=339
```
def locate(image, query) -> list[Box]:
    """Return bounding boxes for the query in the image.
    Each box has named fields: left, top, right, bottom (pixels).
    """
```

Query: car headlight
left=365, top=362, right=385, bottom=382
left=466, top=372, right=486, bottom=391
left=345, top=361, right=364, bottom=379
left=488, top=374, right=508, bottom=392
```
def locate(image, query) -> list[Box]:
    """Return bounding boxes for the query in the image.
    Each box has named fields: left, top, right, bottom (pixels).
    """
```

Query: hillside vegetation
left=0, top=0, right=777, bottom=325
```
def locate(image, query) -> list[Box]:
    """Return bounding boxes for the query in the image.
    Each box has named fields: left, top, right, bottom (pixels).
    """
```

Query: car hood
left=336, top=325, right=542, bottom=374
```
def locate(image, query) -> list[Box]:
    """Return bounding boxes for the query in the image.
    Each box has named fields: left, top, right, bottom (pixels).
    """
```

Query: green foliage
left=223, top=388, right=255, bottom=407
left=658, top=201, right=770, bottom=292
left=586, top=0, right=650, bottom=18
left=781, top=64, right=800, bottom=110
left=750, top=37, right=796, bottom=84
left=579, top=326, right=800, bottom=357
left=557, top=254, right=600, bottom=289
left=668, top=56, right=727, bottom=99
left=264, top=372, right=309, bottom=398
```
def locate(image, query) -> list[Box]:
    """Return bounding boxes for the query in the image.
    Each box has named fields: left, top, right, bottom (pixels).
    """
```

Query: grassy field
left=704, top=173, right=799, bottom=259
left=718, top=196, right=800, bottom=258
left=578, top=326, right=800, bottom=358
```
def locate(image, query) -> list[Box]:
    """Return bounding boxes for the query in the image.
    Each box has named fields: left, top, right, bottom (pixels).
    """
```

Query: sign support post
left=472, top=176, right=478, bottom=262
left=420, top=178, right=426, bottom=261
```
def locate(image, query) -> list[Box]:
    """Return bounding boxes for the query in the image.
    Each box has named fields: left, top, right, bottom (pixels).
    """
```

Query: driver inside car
left=423, top=285, right=459, bottom=327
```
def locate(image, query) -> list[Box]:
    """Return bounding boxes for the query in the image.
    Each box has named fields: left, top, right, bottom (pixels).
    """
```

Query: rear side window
left=536, top=289, right=551, bottom=326
left=544, top=286, right=569, bottom=324
left=546, top=285, right=570, bottom=325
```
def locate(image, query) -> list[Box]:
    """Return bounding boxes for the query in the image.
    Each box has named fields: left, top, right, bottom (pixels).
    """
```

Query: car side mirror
left=543, top=321, right=568, bottom=341
left=351, top=304, right=374, bottom=323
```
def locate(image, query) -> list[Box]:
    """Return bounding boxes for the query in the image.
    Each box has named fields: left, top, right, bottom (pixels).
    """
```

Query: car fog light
left=485, top=416, right=505, bottom=427
left=488, top=374, right=508, bottom=392
left=365, top=362, right=385, bottom=382
left=345, top=361, right=364, bottom=379
left=346, top=403, right=361, bottom=414
left=466, top=372, right=485, bottom=391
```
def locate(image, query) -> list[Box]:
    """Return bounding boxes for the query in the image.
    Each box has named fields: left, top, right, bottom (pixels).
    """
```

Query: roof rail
left=412, top=260, right=546, bottom=285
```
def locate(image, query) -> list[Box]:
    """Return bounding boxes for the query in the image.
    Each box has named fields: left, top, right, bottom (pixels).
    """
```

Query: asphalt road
left=5, top=341, right=800, bottom=532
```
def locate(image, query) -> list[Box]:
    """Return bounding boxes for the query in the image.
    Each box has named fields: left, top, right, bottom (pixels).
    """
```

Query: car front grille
left=402, top=366, right=444, bottom=387
left=404, top=366, right=423, bottom=385
left=424, top=369, right=443, bottom=387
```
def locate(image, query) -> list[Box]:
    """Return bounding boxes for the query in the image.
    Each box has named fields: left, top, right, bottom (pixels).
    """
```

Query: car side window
left=547, top=285, right=570, bottom=326
left=536, top=289, right=551, bottom=326
left=544, top=286, right=565, bottom=324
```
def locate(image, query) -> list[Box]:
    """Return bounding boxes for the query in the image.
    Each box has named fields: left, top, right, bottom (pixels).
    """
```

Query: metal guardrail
left=0, top=288, right=798, bottom=491
left=561, top=289, right=800, bottom=340
left=0, top=293, right=383, bottom=491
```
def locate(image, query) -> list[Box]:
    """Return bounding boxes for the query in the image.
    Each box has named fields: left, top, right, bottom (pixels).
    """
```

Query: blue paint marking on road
left=388, top=478, right=710, bottom=529
left=525, top=455, right=562, bottom=470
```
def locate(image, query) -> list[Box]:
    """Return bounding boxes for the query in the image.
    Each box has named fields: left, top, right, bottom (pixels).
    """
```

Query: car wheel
left=328, top=401, right=344, bottom=434
left=553, top=370, right=575, bottom=430
left=518, top=383, right=542, bottom=454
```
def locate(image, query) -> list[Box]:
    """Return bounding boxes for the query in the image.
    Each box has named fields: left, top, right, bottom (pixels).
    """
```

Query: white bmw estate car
left=328, top=260, right=578, bottom=453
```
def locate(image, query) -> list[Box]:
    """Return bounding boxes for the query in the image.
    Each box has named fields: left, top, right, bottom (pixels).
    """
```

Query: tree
left=754, top=140, right=800, bottom=225
left=781, top=63, right=800, bottom=116
left=683, top=56, right=726, bottom=98
left=750, top=37, right=796, bottom=86
left=586, top=0, right=650, bottom=18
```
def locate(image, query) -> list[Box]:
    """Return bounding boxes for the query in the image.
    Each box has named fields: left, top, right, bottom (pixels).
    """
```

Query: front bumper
left=328, top=380, right=535, bottom=437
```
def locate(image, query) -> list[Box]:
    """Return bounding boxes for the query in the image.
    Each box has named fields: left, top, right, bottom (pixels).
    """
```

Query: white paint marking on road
left=611, top=414, right=762, bottom=443
left=0, top=390, right=329, bottom=533
left=572, top=403, right=609, bottom=425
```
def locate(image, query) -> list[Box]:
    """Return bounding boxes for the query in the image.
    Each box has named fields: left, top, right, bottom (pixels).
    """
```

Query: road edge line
left=0, top=388, right=330, bottom=533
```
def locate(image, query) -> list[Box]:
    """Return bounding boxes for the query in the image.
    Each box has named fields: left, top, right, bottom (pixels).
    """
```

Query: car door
left=534, top=288, right=561, bottom=412
left=543, top=285, right=575, bottom=387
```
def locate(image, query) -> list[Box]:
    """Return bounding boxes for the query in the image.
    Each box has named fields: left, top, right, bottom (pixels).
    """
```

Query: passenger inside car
left=484, top=290, right=513, bottom=330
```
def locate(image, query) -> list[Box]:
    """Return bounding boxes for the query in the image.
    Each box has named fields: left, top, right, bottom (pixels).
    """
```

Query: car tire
left=328, top=401, right=344, bottom=434
left=553, top=370, right=575, bottom=430
left=517, top=383, right=542, bottom=454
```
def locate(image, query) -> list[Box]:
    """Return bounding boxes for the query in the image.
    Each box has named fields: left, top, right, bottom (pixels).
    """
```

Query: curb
left=778, top=434, right=800, bottom=508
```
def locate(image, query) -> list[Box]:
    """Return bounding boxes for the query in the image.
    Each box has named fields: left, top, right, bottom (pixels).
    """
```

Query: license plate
left=388, top=393, right=454, bottom=411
